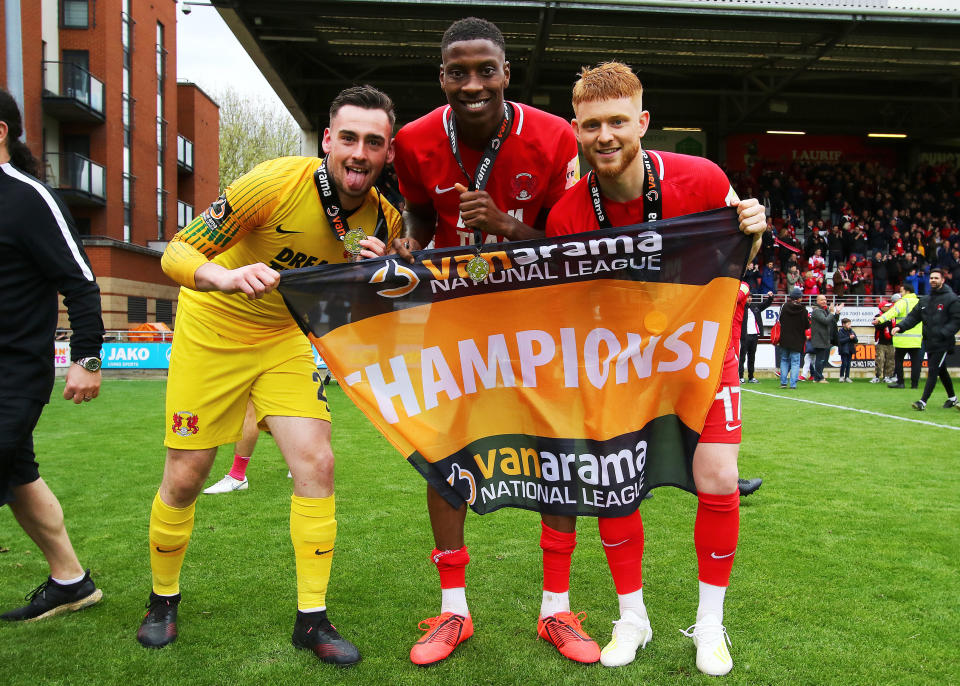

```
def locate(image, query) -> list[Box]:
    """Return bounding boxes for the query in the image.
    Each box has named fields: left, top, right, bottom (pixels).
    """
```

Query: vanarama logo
left=369, top=259, right=419, bottom=298
left=425, top=231, right=662, bottom=295
left=447, top=464, right=477, bottom=505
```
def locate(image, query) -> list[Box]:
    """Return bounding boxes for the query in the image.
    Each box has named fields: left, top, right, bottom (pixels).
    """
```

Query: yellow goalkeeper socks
left=148, top=491, right=195, bottom=595
left=290, top=494, right=337, bottom=611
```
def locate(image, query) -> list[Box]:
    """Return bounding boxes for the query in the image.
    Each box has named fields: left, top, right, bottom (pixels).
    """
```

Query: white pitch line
left=742, top=388, right=960, bottom=431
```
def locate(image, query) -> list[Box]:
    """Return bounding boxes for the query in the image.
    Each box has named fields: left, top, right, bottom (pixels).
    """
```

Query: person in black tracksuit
left=0, top=89, right=105, bottom=621
left=836, top=318, right=858, bottom=382
left=892, top=268, right=960, bottom=411
left=739, top=289, right=774, bottom=382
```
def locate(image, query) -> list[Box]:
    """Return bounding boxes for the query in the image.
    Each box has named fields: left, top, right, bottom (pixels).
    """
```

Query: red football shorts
left=699, top=384, right=742, bottom=444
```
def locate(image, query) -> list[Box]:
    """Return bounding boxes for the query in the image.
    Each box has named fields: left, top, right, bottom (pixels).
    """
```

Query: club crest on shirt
left=171, top=411, right=200, bottom=436
left=511, top=172, right=538, bottom=201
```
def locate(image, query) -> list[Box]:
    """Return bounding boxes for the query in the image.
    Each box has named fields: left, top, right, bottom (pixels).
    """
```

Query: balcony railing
left=177, top=135, right=193, bottom=172
left=44, top=153, right=106, bottom=206
left=42, top=61, right=105, bottom=123
left=177, top=200, right=194, bottom=228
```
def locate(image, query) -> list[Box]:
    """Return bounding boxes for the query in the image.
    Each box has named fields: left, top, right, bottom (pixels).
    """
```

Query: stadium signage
left=101, top=343, right=171, bottom=369
left=792, top=149, right=841, bottom=162
left=725, top=133, right=896, bottom=171
left=279, top=208, right=751, bottom=517
left=54, top=342, right=70, bottom=367
left=761, top=305, right=879, bottom=328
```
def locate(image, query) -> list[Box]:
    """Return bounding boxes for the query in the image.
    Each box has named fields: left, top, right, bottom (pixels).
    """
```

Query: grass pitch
left=1, top=377, right=958, bottom=685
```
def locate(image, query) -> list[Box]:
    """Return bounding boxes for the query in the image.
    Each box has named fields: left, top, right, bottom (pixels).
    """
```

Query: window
left=62, top=0, right=89, bottom=28
left=156, top=300, right=173, bottom=326
left=177, top=200, right=194, bottom=228
left=74, top=217, right=92, bottom=236
left=127, top=296, right=147, bottom=323
left=157, top=188, right=168, bottom=240
left=121, top=10, right=134, bottom=52
left=61, top=50, right=90, bottom=103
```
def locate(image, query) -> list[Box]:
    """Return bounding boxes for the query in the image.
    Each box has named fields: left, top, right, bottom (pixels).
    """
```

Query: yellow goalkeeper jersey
left=162, top=156, right=403, bottom=341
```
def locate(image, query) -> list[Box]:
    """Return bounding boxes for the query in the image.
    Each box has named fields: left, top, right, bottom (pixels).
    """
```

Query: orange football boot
left=410, top=612, right=473, bottom=666
left=537, top=611, right=601, bottom=663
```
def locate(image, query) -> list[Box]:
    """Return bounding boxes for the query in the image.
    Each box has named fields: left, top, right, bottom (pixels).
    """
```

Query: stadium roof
left=213, top=0, right=960, bottom=148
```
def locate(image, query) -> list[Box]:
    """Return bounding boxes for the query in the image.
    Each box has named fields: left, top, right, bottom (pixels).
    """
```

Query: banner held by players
left=280, top=207, right=751, bottom=517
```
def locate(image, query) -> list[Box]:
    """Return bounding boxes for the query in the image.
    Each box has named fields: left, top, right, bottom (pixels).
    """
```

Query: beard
left=587, top=138, right=640, bottom=179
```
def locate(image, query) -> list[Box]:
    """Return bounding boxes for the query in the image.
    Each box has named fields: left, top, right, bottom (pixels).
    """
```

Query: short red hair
left=572, top=62, right=643, bottom=108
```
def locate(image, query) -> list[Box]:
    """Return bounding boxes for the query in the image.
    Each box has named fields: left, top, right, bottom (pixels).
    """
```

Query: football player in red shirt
left=392, top=18, right=593, bottom=666
left=546, top=62, right=765, bottom=676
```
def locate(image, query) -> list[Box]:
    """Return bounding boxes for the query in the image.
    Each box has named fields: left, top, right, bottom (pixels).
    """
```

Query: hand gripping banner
left=280, top=207, right=751, bottom=517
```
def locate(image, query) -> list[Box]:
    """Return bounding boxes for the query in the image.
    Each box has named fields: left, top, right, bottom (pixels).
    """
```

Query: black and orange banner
left=280, top=207, right=751, bottom=517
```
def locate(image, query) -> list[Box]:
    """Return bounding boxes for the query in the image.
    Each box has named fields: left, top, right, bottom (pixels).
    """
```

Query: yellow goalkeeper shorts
left=164, top=309, right=330, bottom=450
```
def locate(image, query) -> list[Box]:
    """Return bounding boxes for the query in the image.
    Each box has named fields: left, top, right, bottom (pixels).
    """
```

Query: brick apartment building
left=1, top=0, right=218, bottom=331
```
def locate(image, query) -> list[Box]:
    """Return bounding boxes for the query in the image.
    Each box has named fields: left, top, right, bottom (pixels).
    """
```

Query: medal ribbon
left=588, top=150, right=663, bottom=229
left=313, top=157, right=388, bottom=244
left=445, top=102, right=514, bottom=248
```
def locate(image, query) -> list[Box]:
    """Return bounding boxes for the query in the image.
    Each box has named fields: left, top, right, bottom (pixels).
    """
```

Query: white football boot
left=600, top=609, right=652, bottom=667
left=680, top=614, right=733, bottom=676
left=203, top=474, right=248, bottom=494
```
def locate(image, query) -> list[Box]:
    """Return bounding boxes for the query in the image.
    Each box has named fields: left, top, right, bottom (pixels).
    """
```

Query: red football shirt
left=394, top=102, right=579, bottom=248
left=545, top=150, right=736, bottom=237
left=546, top=149, right=743, bottom=386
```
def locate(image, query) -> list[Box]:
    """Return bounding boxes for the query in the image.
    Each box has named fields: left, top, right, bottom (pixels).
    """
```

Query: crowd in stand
left=729, top=160, right=960, bottom=298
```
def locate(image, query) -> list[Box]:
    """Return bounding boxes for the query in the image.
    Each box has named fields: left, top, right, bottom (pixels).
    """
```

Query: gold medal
left=466, top=254, right=490, bottom=283
left=343, top=227, right=367, bottom=255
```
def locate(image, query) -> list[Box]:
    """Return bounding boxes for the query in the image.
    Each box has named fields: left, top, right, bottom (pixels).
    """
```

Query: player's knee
left=297, top=447, right=336, bottom=483
left=161, top=480, right=202, bottom=508
left=164, top=448, right=215, bottom=489
left=694, top=449, right=739, bottom=493
left=711, top=464, right=739, bottom=493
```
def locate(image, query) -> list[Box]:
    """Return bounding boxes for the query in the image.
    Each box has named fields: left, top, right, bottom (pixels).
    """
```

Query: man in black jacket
left=778, top=288, right=811, bottom=389
left=739, top=289, right=774, bottom=383
left=0, top=89, right=105, bottom=621
left=893, top=268, right=960, bottom=411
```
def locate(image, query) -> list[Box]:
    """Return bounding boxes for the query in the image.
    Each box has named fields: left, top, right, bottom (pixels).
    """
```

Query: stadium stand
left=731, top=160, right=960, bottom=300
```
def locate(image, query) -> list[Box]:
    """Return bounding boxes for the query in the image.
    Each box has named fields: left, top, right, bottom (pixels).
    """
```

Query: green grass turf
left=1, top=377, right=958, bottom=685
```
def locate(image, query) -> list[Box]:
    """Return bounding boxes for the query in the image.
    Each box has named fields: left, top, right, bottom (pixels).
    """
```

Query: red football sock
left=431, top=546, right=469, bottom=589
left=227, top=453, right=251, bottom=481
left=540, top=522, right=576, bottom=593
left=598, top=510, right=644, bottom=595
left=695, top=491, right=740, bottom=586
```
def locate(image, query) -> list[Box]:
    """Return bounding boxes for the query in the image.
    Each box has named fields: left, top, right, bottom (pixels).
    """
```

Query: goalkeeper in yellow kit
left=136, top=86, right=402, bottom=665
